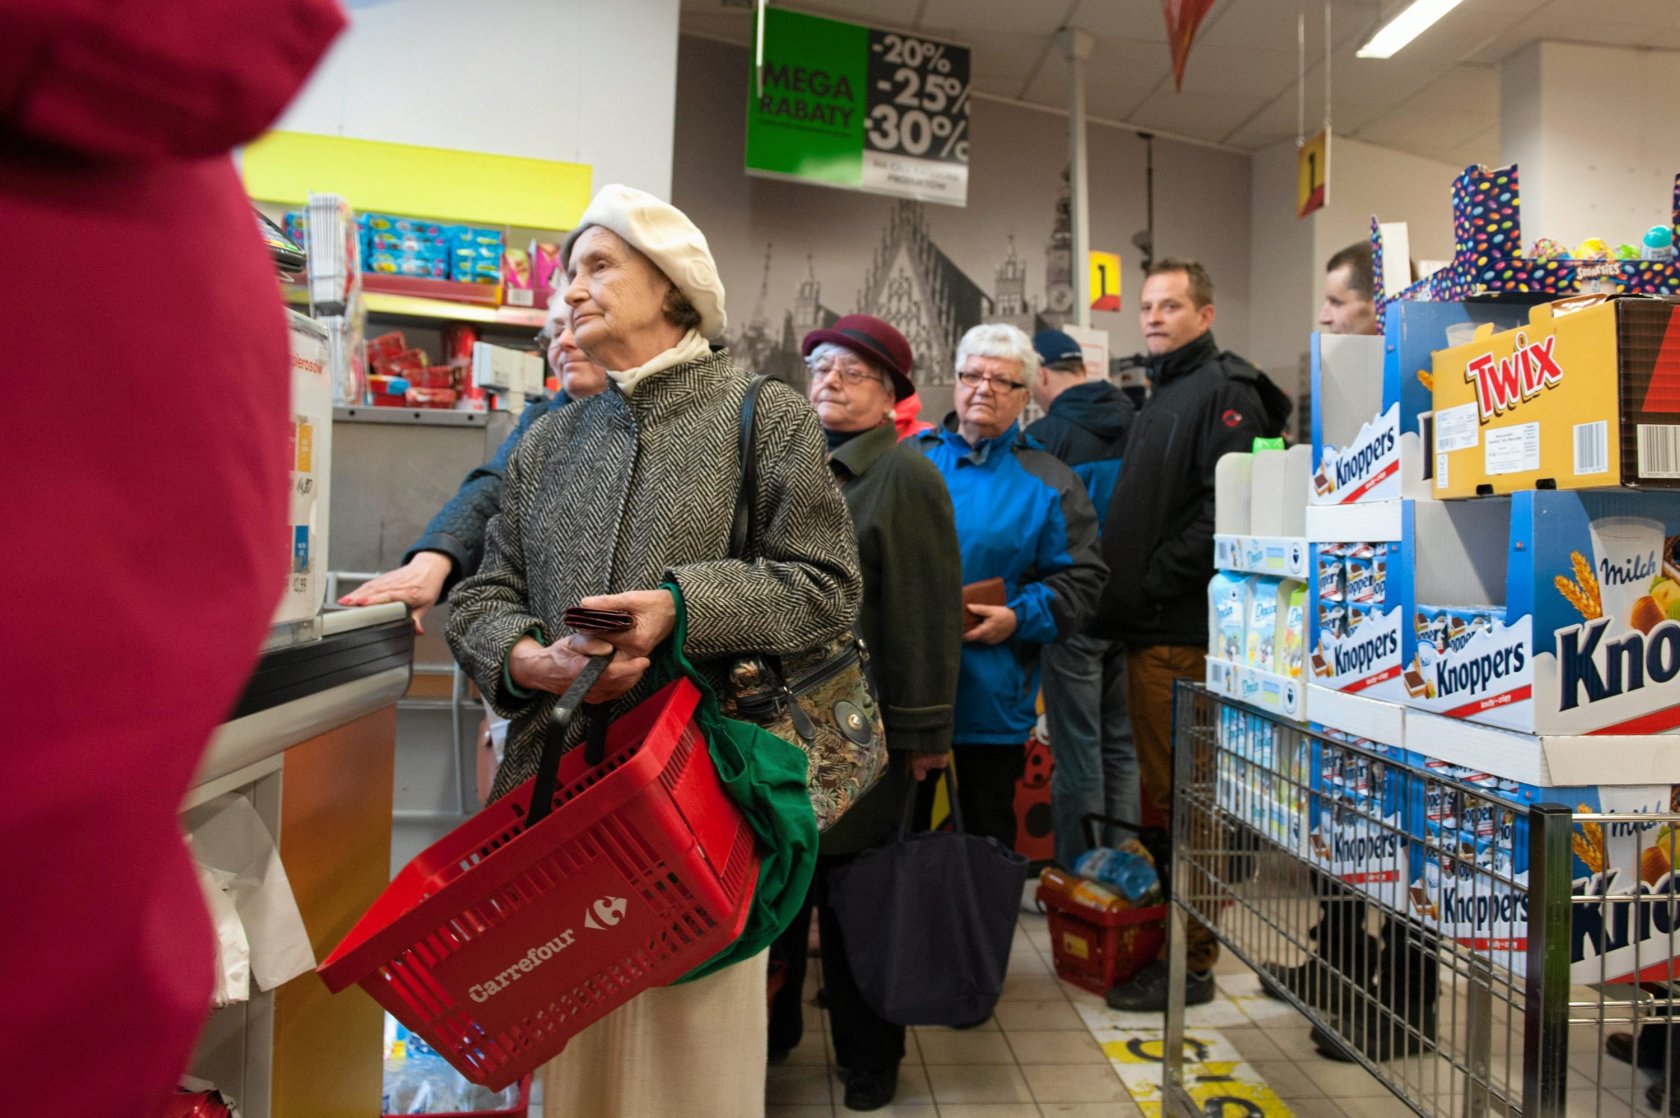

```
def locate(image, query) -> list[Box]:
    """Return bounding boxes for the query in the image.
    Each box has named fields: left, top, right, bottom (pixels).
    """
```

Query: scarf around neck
left=607, top=330, right=711, bottom=396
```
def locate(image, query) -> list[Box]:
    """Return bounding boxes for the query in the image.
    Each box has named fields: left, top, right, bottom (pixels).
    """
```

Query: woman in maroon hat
left=766, top=315, right=965, bottom=1111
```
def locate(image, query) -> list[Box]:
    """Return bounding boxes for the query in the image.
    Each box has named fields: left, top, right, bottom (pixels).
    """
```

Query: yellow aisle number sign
left=1297, top=129, right=1329, bottom=218
left=1089, top=250, right=1122, bottom=312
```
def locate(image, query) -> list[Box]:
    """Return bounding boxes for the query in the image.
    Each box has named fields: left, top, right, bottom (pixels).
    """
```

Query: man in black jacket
left=1094, top=259, right=1292, bottom=1011
left=1026, top=330, right=1139, bottom=870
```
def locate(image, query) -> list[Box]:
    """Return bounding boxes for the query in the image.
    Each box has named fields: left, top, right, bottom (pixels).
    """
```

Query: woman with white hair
left=912, top=322, right=1107, bottom=850
left=447, top=185, right=862, bottom=1117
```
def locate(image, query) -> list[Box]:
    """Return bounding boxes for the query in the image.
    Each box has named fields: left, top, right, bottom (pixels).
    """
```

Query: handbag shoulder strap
left=729, top=374, right=771, bottom=561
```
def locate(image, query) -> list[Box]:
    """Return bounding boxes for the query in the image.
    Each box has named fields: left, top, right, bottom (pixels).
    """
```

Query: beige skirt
left=540, top=950, right=768, bottom=1118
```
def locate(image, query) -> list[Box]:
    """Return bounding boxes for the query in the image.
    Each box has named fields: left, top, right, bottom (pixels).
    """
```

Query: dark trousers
left=912, top=743, right=1026, bottom=849
left=768, top=855, right=905, bottom=1075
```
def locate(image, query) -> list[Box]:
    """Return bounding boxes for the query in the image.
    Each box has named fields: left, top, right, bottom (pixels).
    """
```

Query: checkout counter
left=183, top=603, right=413, bottom=1118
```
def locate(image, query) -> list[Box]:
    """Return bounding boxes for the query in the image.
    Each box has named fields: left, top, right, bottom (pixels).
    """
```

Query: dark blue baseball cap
left=1033, top=329, right=1084, bottom=368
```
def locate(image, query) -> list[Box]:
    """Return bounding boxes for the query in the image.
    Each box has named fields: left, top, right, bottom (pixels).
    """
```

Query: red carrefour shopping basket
left=319, top=677, right=759, bottom=1090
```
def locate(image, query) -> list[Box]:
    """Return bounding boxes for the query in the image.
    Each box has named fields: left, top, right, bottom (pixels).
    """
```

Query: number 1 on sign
left=1297, top=129, right=1329, bottom=218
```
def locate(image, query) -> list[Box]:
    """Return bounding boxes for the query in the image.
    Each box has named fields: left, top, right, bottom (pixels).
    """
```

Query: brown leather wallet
left=961, top=577, right=1007, bottom=632
left=562, top=606, right=634, bottom=634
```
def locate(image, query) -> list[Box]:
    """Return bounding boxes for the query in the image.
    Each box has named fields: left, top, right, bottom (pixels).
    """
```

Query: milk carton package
left=1281, top=584, right=1307, bottom=678
left=1246, top=576, right=1282, bottom=671
left=1209, top=572, right=1250, bottom=663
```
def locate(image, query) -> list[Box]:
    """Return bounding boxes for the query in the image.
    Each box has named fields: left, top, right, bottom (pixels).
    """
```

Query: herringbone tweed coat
left=448, top=349, right=863, bottom=801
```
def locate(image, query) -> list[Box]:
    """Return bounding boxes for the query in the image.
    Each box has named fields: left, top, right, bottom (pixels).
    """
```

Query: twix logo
left=1465, top=331, right=1565, bottom=423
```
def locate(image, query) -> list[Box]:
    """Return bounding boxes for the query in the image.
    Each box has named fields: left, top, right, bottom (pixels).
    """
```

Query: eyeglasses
left=534, top=330, right=556, bottom=349
left=956, top=369, right=1027, bottom=392
left=807, top=359, right=885, bottom=388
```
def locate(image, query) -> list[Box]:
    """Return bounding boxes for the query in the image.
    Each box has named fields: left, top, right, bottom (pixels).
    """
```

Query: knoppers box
left=1311, top=302, right=1527, bottom=506
left=1405, top=777, right=1680, bottom=982
left=1432, top=295, right=1680, bottom=498
left=1401, top=489, right=1680, bottom=735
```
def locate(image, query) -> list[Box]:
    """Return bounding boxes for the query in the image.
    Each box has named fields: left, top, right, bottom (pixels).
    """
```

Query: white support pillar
left=1059, top=26, right=1096, bottom=329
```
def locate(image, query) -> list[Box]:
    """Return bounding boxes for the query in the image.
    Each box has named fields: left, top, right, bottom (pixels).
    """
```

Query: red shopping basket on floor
left=319, top=678, right=760, bottom=1090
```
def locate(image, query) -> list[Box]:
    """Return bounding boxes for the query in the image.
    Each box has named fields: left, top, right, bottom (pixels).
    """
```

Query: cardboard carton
left=1310, top=302, right=1525, bottom=507
left=1402, top=489, right=1680, bottom=735
left=1432, top=295, right=1680, bottom=497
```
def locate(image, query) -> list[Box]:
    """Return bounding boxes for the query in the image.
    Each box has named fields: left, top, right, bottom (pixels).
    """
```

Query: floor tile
left=891, top=1062, right=936, bottom=1106
left=1021, top=1062, right=1129, bottom=1103
left=1246, top=1060, right=1325, bottom=1098
left=1220, top=1025, right=1291, bottom=1064
left=1276, top=1095, right=1347, bottom=1118
left=997, top=999, right=1091, bottom=1032
left=935, top=1105, right=1042, bottom=1118
left=845, top=1104, right=936, bottom=1118
left=767, top=1062, right=834, bottom=1106
left=1041, top=1103, right=1145, bottom=1118
left=1006, top=1029, right=1110, bottom=1066
left=915, top=1028, right=1016, bottom=1066
left=1349, top=1096, right=1441, bottom=1118
left=1002, top=970, right=1076, bottom=1001
left=765, top=1106, right=834, bottom=1118
left=1301, top=1058, right=1394, bottom=1098
left=926, top=1063, right=1036, bottom=1104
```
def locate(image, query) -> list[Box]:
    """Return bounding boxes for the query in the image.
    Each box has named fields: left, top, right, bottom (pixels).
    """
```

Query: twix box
left=1432, top=294, right=1680, bottom=498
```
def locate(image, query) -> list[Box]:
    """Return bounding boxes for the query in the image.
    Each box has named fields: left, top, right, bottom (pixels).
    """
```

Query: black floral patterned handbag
left=719, top=376, right=887, bottom=831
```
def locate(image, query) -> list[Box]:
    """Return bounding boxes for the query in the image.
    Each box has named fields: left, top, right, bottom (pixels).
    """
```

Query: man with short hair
left=1025, top=330, right=1139, bottom=869
left=915, top=323, right=1107, bottom=851
left=1319, top=241, right=1378, bottom=336
left=1092, top=259, right=1292, bottom=1012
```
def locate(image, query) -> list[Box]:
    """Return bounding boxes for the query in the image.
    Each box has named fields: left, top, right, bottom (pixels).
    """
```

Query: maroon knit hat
left=801, top=315, right=915, bottom=401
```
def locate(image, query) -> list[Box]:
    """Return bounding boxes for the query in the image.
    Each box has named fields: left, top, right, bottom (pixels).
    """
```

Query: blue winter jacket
left=917, top=417, right=1108, bottom=745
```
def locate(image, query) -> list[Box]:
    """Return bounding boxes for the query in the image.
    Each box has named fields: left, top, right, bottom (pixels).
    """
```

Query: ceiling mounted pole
left=1059, top=26, right=1095, bottom=329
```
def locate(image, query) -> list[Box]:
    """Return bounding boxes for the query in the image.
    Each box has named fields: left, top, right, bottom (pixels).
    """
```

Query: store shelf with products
left=1205, top=657, right=1306, bottom=721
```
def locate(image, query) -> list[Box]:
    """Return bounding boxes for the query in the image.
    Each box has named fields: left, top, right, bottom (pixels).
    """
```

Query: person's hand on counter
left=338, top=551, right=452, bottom=633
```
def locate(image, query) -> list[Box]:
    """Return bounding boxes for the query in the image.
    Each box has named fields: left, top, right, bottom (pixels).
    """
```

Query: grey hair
left=954, top=323, right=1039, bottom=379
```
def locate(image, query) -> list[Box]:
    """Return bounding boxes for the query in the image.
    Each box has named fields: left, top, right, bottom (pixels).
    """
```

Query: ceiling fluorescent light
left=1356, top=0, right=1465, bottom=59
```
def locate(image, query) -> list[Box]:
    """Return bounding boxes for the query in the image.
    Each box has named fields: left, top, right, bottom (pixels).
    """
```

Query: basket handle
left=525, top=653, right=612, bottom=826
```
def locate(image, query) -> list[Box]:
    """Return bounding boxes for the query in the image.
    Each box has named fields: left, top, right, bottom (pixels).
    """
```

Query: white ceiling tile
left=921, top=0, right=1071, bottom=37
left=1355, top=110, right=1493, bottom=153
left=1162, top=45, right=1301, bottom=99
left=1062, top=0, right=1167, bottom=43
left=678, top=9, right=751, bottom=44
left=1129, top=89, right=1262, bottom=139
left=1394, top=65, right=1499, bottom=113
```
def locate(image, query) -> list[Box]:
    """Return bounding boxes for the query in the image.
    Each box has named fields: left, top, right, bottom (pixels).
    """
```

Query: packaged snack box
left=1309, top=532, right=1411, bottom=703
left=1433, top=294, right=1680, bottom=497
left=1405, top=772, right=1680, bottom=982
left=1400, top=490, right=1680, bottom=734
left=1281, top=584, right=1307, bottom=678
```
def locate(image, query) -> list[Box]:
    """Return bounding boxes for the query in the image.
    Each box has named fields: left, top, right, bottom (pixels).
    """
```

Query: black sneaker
left=842, top=1067, right=898, bottom=1112
left=1259, top=960, right=1317, bottom=1002
left=1106, top=960, right=1214, bottom=1012
left=1312, top=999, right=1436, bottom=1062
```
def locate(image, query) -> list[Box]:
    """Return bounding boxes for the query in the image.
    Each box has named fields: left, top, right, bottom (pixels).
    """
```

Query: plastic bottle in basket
left=1039, top=866, right=1126, bottom=914
left=1072, top=846, right=1160, bottom=904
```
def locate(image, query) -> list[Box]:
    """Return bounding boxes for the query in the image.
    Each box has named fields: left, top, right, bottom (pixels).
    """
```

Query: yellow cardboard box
left=1431, top=294, right=1680, bottom=498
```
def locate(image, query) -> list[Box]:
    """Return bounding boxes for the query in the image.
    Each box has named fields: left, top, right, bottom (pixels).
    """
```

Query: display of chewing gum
left=1431, top=295, right=1680, bottom=498
left=1208, top=572, right=1248, bottom=663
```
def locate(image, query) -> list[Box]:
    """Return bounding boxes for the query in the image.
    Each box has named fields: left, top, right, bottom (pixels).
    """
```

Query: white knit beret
left=565, top=184, right=728, bottom=339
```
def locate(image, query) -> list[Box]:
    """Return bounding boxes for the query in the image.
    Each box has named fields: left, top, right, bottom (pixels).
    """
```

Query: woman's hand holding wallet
left=962, top=577, right=1017, bottom=645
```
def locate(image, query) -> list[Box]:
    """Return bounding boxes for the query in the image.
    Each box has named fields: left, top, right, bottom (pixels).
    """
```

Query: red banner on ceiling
left=1163, top=0, right=1218, bottom=90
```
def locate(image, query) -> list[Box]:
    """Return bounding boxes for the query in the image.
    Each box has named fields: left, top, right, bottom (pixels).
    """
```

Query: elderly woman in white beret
left=447, top=185, right=862, bottom=1117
